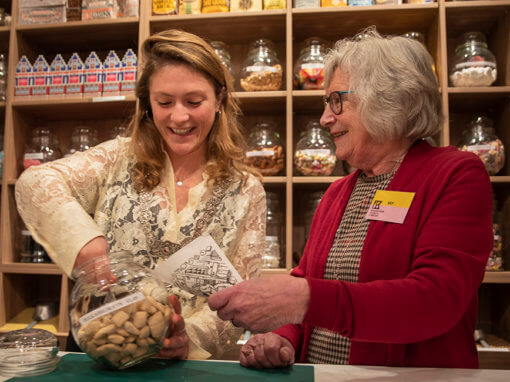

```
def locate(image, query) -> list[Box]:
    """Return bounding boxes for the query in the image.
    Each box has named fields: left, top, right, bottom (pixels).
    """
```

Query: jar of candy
left=240, top=39, right=283, bottom=91
left=304, top=190, right=324, bottom=240
left=210, top=41, right=234, bottom=77
left=294, top=120, right=337, bottom=176
left=69, top=251, right=173, bottom=369
left=23, top=128, right=62, bottom=169
left=65, top=126, right=94, bottom=157
left=293, top=38, right=326, bottom=90
left=245, top=121, right=285, bottom=176
left=449, top=31, right=497, bottom=87
left=263, top=191, right=283, bottom=268
left=458, top=115, right=504, bottom=175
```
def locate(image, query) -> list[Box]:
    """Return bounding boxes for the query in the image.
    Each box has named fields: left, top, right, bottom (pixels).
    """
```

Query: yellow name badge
left=365, top=190, right=415, bottom=224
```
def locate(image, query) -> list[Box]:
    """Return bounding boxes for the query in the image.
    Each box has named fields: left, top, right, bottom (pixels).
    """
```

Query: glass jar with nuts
left=240, top=39, right=283, bottom=91
left=245, top=121, right=285, bottom=176
left=69, top=251, right=173, bottom=369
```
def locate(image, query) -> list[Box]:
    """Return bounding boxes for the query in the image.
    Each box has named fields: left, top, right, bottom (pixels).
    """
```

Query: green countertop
left=10, top=353, right=314, bottom=381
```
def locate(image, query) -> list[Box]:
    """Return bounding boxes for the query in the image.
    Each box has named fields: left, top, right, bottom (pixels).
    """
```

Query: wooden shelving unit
left=0, top=0, right=509, bottom=368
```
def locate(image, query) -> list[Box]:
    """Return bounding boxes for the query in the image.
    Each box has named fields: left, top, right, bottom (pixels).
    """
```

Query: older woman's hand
left=240, top=333, right=295, bottom=369
left=208, top=275, right=310, bottom=333
left=159, top=294, right=189, bottom=360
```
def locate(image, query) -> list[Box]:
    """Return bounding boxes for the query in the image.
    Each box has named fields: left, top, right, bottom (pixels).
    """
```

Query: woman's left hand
left=208, top=275, right=310, bottom=333
left=159, top=295, right=189, bottom=360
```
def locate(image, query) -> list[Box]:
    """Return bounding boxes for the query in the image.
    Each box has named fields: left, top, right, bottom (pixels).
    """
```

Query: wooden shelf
left=483, top=271, right=510, bottom=284
left=0, top=263, right=64, bottom=275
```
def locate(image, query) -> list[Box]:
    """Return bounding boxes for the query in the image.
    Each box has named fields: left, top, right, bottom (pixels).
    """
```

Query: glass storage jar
left=293, top=37, right=327, bottom=90
left=294, top=120, right=337, bottom=176
left=240, top=39, right=283, bottom=91
left=210, top=41, right=234, bottom=77
left=449, top=31, right=497, bottom=87
left=458, top=115, right=504, bottom=175
left=69, top=251, right=172, bottom=370
left=304, top=190, right=324, bottom=240
left=0, top=53, right=6, bottom=101
left=245, top=121, right=285, bottom=176
left=263, top=191, right=283, bottom=268
left=23, top=128, right=62, bottom=169
left=20, top=229, right=51, bottom=263
left=64, top=126, right=94, bottom=157
left=0, top=328, right=60, bottom=377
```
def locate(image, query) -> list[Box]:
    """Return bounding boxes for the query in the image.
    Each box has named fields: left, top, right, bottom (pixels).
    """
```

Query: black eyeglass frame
left=323, top=90, right=355, bottom=115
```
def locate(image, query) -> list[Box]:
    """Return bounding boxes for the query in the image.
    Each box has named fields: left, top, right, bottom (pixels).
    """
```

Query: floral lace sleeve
left=15, top=138, right=125, bottom=277
left=179, top=176, right=266, bottom=359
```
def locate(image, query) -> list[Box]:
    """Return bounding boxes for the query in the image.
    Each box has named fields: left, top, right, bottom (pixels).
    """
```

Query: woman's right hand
left=240, top=333, right=295, bottom=369
left=73, top=236, right=115, bottom=286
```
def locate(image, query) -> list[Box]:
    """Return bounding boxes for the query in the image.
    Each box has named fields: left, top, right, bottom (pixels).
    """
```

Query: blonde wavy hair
left=129, top=29, right=256, bottom=191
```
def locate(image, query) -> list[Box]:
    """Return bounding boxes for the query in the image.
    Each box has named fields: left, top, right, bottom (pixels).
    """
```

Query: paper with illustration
left=152, top=235, right=243, bottom=297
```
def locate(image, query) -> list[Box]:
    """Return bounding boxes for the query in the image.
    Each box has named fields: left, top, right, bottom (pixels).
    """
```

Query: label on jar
left=247, top=150, right=275, bottom=157
left=246, top=65, right=280, bottom=73
left=454, top=61, right=497, bottom=70
left=298, top=149, right=331, bottom=156
left=466, top=144, right=492, bottom=153
left=23, top=153, right=44, bottom=169
left=79, top=292, right=145, bottom=326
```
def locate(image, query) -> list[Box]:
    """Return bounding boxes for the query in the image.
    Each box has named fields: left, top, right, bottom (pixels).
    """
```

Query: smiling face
left=320, top=68, right=377, bottom=169
left=149, top=63, right=221, bottom=162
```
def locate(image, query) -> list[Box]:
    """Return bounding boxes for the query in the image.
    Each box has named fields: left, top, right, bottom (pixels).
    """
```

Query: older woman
left=209, top=28, right=493, bottom=368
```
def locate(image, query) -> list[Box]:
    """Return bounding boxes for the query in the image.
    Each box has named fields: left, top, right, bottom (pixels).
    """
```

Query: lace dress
left=15, top=137, right=266, bottom=360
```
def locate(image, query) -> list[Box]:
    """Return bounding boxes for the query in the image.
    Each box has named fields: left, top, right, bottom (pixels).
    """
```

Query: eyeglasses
left=323, top=91, right=355, bottom=115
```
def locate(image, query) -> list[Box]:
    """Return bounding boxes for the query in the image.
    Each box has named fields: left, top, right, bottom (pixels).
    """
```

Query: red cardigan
left=275, top=140, right=493, bottom=368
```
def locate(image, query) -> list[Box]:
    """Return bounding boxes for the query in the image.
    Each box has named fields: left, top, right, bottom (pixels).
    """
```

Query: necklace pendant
left=177, top=181, right=183, bottom=187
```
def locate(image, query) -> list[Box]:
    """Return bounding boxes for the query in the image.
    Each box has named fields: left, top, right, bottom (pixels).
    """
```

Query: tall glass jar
left=458, top=115, right=505, bottom=175
left=263, top=192, right=283, bottom=268
left=65, top=126, right=94, bottom=157
left=210, top=41, right=234, bottom=77
left=245, top=121, right=285, bottom=176
left=293, top=37, right=326, bottom=90
left=449, top=31, right=497, bottom=87
left=304, top=190, right=324, bottom=240
left=240, top=39, right=283, bottom=91
left=294, top=120, right=337, bottom=176
left=23, top=128, right=62, bottom=169
left=69, top=251, right=172, bottom=370
left=0, top=53, right=6, bottom=101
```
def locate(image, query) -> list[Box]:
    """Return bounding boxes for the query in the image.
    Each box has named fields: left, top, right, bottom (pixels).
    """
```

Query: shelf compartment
left=15, top=18, right=139, bottom=59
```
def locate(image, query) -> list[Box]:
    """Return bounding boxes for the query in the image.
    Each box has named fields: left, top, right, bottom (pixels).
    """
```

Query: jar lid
left=470, top=115, right=494, bottom=129
left=0, top=329, right=60, bottom=377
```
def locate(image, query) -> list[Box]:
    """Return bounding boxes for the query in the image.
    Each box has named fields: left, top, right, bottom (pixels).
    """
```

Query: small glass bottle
left=0, top=53, right=7, bottom=101
left=240, top=39, right=283, bottom=91
left=294, top=120, right=337, bottom=176
left=458, top=115, right=505, bottom=175
left=263, top=192, right=283, bottom=268
left=450, top=31, right=497, bottom=87
left=210, top=41, right=234, bottom=77
left=293, top=38, right=327, bottom=90
left=65, top=126, right=94, bottom=157
left=245, top=121, right=285, bottom=176
left=69, top=251, right=173, bottom=369
left=23, top=128, right=62, bottom=169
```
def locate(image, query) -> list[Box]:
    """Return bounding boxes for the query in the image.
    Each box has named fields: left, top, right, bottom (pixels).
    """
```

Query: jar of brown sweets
left=240, top=39, right=283, bottom=91
left=245, top=121, right=285, bottom=176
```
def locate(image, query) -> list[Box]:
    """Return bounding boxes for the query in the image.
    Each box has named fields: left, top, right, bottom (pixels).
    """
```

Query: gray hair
left=324, top=27, right=443, bottom=142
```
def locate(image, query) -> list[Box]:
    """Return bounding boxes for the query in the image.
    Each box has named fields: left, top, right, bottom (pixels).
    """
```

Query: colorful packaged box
left=15, top=56, right=33, bottom=97
left=102, top=50, right=121, bottom=95
left=81, top=0, right=117, bottom=20
left=83, top=51, right=103, bottom=97
left=32, top=55, right=50, bottom=98
left=117, top=0, right=139, bottom=17
left=66, top=52, right=84, bottom=97
left=120, top=48, right=137, bottom=94
left=18, top=0, right=66, bottom=24
left=48, top=54, right=67, bottom=97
